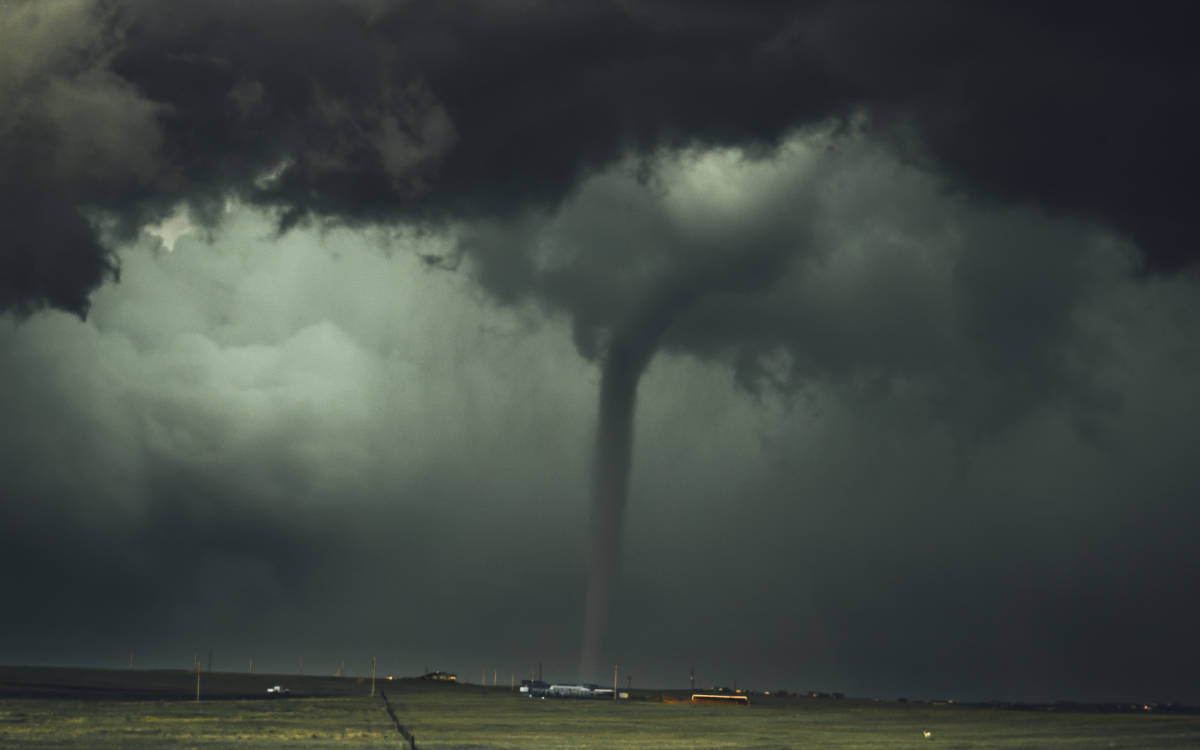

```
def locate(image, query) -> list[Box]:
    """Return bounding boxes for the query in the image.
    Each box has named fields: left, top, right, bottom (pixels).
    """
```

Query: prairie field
left=3, top=666, right=1199, bottom=749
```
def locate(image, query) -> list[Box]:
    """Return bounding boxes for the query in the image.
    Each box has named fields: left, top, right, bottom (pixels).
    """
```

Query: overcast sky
left=3, top=0, right=1200, bottom=704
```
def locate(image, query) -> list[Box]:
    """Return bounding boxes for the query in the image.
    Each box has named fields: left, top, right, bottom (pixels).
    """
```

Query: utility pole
left=493, top=670, right=497, bottom=686
left=690, top=666, right=695, bottom=693
left=511, top=672, right=514, bottom=691
left=249, top=656, right=254, bottom=674
left=129, top=650, right=134, bottom=669
left=370, top=656, right=377, bottom=697
left=194, top=655, right=200, bottom=703
left=613, top=664, right=618, bottom=700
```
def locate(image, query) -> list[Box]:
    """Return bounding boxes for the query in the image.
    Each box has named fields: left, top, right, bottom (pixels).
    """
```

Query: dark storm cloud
left=6, top=0, right=1200, bottom=705
left=4, top=0, right=1198, bottom=316
left=790, top=0, right=1200, bottom=273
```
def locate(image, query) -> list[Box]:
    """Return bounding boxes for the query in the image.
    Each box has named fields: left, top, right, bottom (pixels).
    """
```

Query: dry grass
left=392, top=690, right=1200, bottom=750
left=0, top=696, right=397, bottom=748
left=3, top=668, right=1200, bottom=749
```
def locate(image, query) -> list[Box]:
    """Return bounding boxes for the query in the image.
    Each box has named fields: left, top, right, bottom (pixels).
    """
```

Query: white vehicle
left=266, top=685, right=290, bottom=695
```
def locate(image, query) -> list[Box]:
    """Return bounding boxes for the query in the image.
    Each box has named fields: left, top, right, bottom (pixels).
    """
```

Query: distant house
left=420, top=670, right=457, bottom=682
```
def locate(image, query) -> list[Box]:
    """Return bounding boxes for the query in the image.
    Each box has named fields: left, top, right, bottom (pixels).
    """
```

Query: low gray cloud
left=458, top=129, right=1120, bottom=440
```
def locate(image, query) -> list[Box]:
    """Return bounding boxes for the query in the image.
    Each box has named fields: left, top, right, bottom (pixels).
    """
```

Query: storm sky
left=3, top=0, right=1200, bottom=704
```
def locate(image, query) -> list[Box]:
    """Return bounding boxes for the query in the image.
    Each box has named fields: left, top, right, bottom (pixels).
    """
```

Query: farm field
left=4, top=666, right=1200, bottom=749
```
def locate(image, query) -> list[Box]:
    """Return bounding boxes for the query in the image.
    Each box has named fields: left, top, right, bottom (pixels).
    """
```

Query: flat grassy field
left=3, top=666, right=1200, bottom=749
left=0, top=696, right=394, bottom=748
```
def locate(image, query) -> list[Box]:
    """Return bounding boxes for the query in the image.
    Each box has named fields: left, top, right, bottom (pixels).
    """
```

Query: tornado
left=577, top=290, right=685, bottom=682
left=576, top=251, right=788, bottom=681
left=575, top=348, right=637, bottom=683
